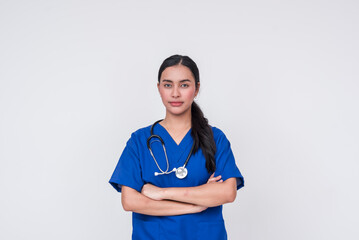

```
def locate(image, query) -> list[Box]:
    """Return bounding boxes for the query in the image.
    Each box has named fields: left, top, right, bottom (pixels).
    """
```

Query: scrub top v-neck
left=155, top=123, right=193, bottom=170
left=109, top=123, right=244, bottom=240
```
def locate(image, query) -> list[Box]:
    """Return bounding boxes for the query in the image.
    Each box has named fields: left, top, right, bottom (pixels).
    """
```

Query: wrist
left=192, top=204, right=207, bottom=213
left=162, top=187, right=170, bottom=200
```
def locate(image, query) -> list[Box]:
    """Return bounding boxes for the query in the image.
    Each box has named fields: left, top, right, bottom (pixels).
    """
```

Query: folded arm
left=121, top=186, right=207, bottom=216
left=141, top=175, right=238, bottom=208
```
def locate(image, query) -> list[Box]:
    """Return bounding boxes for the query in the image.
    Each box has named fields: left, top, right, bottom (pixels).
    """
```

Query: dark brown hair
left=158, top=54, right=216, bottom=173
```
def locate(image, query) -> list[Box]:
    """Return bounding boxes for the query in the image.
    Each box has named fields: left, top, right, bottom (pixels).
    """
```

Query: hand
left=207, top=173, right=223, bottom=184
left=141, top=183, right=164, bottom=201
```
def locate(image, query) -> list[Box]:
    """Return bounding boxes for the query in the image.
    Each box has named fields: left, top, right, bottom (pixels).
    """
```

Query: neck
left=162, top=109, right=192, bottom=131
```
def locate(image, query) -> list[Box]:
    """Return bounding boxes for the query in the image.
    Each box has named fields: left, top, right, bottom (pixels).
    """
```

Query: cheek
left=184, top=89, right=196, bottom=100
left=158, top=88, right=169, bottom=101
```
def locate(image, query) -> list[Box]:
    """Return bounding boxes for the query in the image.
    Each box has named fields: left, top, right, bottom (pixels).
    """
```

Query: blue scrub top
left=109, top=123, right=244, bottom=240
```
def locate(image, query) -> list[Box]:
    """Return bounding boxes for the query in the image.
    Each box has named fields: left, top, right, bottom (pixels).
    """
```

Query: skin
left=121, top=174, right=221, bottom=216
left=141, top=175, right=237, bottom=208
left=121, top=64, right=237, bottom=215
left=156, top=64, right=200, bottom=143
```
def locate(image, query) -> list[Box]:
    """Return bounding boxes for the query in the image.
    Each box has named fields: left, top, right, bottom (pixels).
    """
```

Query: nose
left=171, top=85, right=180, bottom=98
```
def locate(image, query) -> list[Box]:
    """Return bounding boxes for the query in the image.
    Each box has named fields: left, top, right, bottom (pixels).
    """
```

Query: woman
left=109, top=54, right=244, bottom=240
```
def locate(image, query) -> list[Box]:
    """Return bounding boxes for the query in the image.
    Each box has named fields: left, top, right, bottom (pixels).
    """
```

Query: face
left=157, top=64, right=200, bottom=117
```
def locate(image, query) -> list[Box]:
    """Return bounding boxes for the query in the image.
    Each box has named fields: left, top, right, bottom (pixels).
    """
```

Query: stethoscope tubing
left=147, top=119, right=194, bottom=178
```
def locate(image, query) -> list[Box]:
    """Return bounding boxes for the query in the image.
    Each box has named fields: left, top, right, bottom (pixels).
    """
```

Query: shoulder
left=130, top=124, right=152, bottom=138
left=124, top=124, right=152, bottom=149
left=210, top=125, right=232, bottom=145
left=210, top=126, right=227, bottom=140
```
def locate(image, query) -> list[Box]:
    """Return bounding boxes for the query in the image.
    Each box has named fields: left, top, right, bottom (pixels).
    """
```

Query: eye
left=181, top=83, right=189, bottom=88
left=164, top=83, right=172, bottom=88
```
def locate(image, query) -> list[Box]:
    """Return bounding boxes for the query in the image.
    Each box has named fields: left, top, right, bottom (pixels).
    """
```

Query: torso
left=130, top=123, right=227, bottom=240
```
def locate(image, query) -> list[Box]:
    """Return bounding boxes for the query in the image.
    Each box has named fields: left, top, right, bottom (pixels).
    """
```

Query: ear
left=195, top=82, right=200, bottom=97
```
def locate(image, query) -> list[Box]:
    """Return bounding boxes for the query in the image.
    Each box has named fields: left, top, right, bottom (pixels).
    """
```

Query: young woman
left=109, top=55, right=244, bottom=240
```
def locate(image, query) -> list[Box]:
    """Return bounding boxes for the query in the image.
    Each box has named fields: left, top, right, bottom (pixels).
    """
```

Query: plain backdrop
left=1, top=0, right=358, bottom=239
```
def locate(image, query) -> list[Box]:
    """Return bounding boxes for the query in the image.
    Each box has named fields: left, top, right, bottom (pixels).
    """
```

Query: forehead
left=160, top=65, right=195, bottom=82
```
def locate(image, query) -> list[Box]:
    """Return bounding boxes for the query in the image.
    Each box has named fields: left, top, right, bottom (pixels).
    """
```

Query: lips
left=170, top=102, right=183, bottom=107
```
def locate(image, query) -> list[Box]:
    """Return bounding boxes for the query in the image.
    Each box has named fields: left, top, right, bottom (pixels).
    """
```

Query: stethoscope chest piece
left=175, top=167, right=188, bottom=179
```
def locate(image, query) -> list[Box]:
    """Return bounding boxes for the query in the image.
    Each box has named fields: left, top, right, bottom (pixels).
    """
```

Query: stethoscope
left=146, top=119, right=194, bottom=179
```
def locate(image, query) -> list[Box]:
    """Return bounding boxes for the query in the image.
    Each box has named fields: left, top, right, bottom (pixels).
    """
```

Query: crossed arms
left=121, top=174, right=237, bottom=216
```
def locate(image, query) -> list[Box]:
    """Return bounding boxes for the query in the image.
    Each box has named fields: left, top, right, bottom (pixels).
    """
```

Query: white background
left=1, top=0, right=358, bottom=239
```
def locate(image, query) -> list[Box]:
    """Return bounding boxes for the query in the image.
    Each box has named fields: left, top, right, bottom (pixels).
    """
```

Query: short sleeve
left=213, top=129, right=244, bottom=190
left=109, top=136, right=145, bottom=193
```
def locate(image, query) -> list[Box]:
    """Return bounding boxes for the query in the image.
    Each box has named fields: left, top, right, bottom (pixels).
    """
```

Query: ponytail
left=191, top=101, right=216, bottom=173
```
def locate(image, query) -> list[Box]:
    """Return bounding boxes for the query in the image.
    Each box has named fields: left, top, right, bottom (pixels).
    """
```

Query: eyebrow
left=162, top=79, right=191, bottom=83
